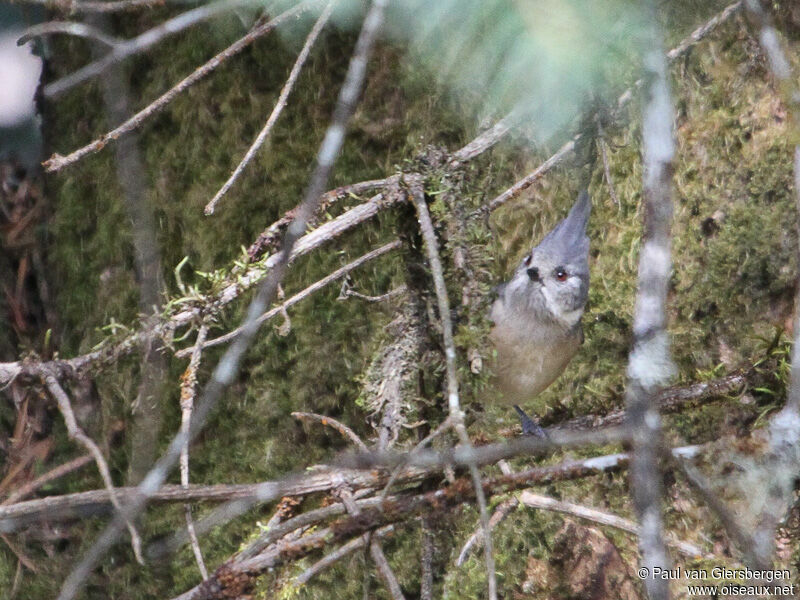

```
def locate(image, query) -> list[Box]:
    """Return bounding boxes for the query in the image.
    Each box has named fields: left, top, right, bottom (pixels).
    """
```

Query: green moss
left=10, top=4, right=800, bottom=599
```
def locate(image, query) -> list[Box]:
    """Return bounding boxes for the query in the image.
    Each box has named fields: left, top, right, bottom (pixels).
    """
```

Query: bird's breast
left=488, top=303, right=581, bottom=405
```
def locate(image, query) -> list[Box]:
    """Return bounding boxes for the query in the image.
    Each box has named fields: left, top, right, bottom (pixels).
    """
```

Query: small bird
left=489, top=191, right=591, bottom=436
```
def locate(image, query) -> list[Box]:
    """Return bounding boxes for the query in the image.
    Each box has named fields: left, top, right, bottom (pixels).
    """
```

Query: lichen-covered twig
left=43, top=1, right=315, bottom=171
left=205, top=1, right=335, bottom=215
left=41, top=372, right=144, bottom=565
left=625, top=3, right=677, bottom=598
left=179, top=324, right=209, bottom=579
left=178, top=239, right=402, bottom=357
left=409, top=186, right=497, bottom=600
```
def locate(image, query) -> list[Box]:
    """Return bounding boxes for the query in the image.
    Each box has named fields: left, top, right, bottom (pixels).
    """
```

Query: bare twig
left=205, top=1, right=335, bottom=214
left=56, top=1, right=387, bottom=597
left=626, top=4, right=677, bottom=598
left=43, top=0, right=278, bottom=98
left=170, top=445, right=703, bottom=600
left=177, top=239, right=401, bottom=357
left=13, top=0, right=193, bottom=14
left=179, top=324, right=209, bottom=579
left=1, top=454, right=93, bottom=506
left=18, top=21, right=120, bottom=46
left=338, top=284, right=406, bottom=303
left=337, top=487, right=405, bottom=600
left=409, top=186, right=497, bottom=600
left=90, top=12, right=168, bottom=483
left=456, top=496, right=517, bottom=567
left=292, top=411, right=369, bottom=452
left=448, top=110, right=519, bottom=167
left=369, top=535, right=406, bottom=600
left=293, top=525, right=395, bottom=585
left=669, top=454, right=762, bottom=565
left=43, top=1, right=315, bottom=171
left=483, top=138, right=577, bottom=214
left=598, top=132, right=620, bottom=206
left=1, top=533, right=38, bottom=573
left=42, top=372, right=144, bottom=564
left=518, top=491, right=703, bottom=558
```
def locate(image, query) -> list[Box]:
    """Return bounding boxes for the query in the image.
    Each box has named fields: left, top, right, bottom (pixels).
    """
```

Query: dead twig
left=179, top=324, right=209, bottom=579
left=177, top=239, right=401, bottom=357
left=517, top=491, right=703, bottom=558
left=43, top=1, right=316, bottom=171
left=205, top=1, right=335, bottom=214
left=409, top=186, right=497, bottom=600
left=2, top=454, right=93, bottom=506
left=338, top=284, right=406, bottom=303
left=43, top=0, right=281, bottom=98
left=292, top=412, right=369, bottom=452
left=293, top=525, right=395, bottom=586
left=41, top=372, right=144, bottom=565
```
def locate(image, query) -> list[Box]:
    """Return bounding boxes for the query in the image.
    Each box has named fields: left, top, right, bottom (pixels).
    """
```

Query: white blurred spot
left=0, top=30, right=42, bottom=127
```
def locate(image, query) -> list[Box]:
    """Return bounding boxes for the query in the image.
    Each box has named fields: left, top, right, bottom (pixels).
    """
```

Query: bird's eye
left=523, top=254, right=532, bottom=267
left=555, top=268, right=568, bottom=282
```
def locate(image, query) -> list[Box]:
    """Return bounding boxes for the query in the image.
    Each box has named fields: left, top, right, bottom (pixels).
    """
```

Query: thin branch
left=43, top=0, right=280, bottom=98
left=337, top=487, right=405, bottom=600
left=598, top=131, right=620, bottom=206
left=43, top=1, right=316, bottom=171
left=483, top=137, right=577, bottom=214
left=18, top=21, right=120, bottom=46
left=179, top=324, right=209, bottom=580
left=1, top=454, right=93, bottom=506
left=456, top=496, right=517, bottom=567
left=177, top=239, right=401, bottom=357
left=205, top=1, right=335, bottom=214
left=41, top=372, right=144, bottom=564
left=13, top=0, right=195, bottom=14
left=409, top=186, right=497, bottom=600
left=448, top=110, right=519, bottom=167
left=338, top=284, right=406, bottom=303
left=369, top=536, right=406, bottom=600
left=56, top=2, right=387, bottom=597
left=170, top=445, right=703, bottom=600
left=293, top=525, right=395, bottom=585
left=518, top=491, right=703, bottom=558
left=292, top=412, right=369, bottom=452
left=669, top=454, right=763, bottom=566
left=626, top=3, right=677, bottom=598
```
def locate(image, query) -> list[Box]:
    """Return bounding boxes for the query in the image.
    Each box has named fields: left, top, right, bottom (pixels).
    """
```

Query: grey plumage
left=489, top=191, right=591, bottom=408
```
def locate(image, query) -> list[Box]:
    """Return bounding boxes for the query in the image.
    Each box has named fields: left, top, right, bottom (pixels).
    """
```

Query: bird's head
left=505, top=190, right=591, bottom=327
